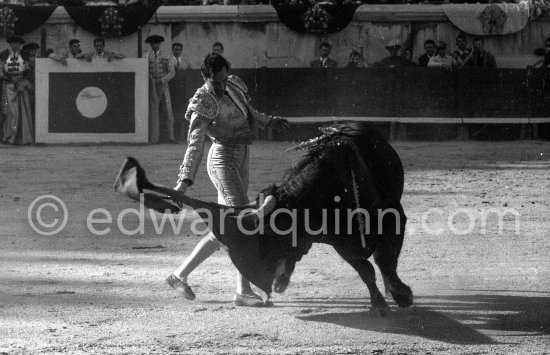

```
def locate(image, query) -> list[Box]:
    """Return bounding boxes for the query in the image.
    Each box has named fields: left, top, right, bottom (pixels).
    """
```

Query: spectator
left=68, top=39, right=83, bottom=58
left=212, top=42, right=224, bottom=55
left=373, top=39, right=417, bottom=68
left=532, top=37, right=550, bottom=68
left=0, top=36, right=33, bottom=145
left=21, top=42, right=39, bottom=80
left=345, top=49, right=366, bottom=68
left=172, top=42, right=189, bottom=72
left=21, top=42, right=39, bottom=62
left=49, top=39, right=84, bottom=65
left=145, top=35, right=176, bottom=144
left=417, top=39, right=436, bottom=67
left=211, top=41, right=232, bottom=68
left=452, top=33, right=472, bottom=66
left=310, top=42, right=337, bottom=68
left=171, top=42, right=189, bottom=142
left=427, top=41, right=457, bottom=71
left=21, top=42, right=39, bottom=138
left=465, top=37, right=497, bottom=68
left=82, top=38, right=125, bottom=62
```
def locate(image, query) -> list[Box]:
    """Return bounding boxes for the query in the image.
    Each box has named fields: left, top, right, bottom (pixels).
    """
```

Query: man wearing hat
left=145, top=34, right=176, bottom=144
left=21, top=42, right=39, bottom=60
left=373, top=39, right=417, bottom=68
left=0, top=36, right=34, bottom=144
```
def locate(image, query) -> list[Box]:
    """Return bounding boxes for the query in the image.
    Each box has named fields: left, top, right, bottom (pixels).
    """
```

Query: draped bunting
left=63, top=0, right=163, bottom=38
left=443, top=2, right=530, bottom=35
left=0, top=5, right=57, bottom=37
left=272, top=2, right=359, bottom=34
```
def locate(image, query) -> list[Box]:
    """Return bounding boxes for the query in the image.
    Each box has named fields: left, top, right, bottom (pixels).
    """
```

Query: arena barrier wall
left=180, top=67, right=550, bottom=121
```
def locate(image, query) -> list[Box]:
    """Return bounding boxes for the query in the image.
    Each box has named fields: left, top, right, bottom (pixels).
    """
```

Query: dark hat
left=145, top=35, right=164, bottom=44
left=69, top=39, right=81, bottom=46
left=22, top=42, right=40, bottom=51
left=7, top=36, right=25, bottom=44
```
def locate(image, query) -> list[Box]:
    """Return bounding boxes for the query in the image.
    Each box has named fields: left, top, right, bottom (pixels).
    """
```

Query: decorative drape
left=63, top=0, right=163, bottom=37
left=443, top=2, right=530, bottom=35
left=272, top=1, right=360, bottom=34
left=0, top=5, right=57, bottom=37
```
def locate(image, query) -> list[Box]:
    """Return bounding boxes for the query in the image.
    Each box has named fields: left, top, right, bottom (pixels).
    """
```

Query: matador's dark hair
left=200, top=53, right=230, bottom=79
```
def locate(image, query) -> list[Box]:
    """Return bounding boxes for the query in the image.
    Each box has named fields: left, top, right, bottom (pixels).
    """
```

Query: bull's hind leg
left=373, top=235, right=413, bottom=308
left=333, top=246, right=389, bottom=316
left=373, top=204, right=413, bottom=308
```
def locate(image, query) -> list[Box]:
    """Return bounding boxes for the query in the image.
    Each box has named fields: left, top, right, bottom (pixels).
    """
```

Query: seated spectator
left=465, top=37, right=497, bottom=68
left=310, top=42, right=337, bottom=68
left=417, top=39, right=436, bottom=67
left=345, top=49, right=366, bottom=68
left=373, top=39, right=416, bottom=68
left=81, top=38, right=125, bottom=62
left=49, top=39, right=84, bottom=66
left=452, top=33, right=472, bottom=67
left=427, top=41, right=457, bottom=71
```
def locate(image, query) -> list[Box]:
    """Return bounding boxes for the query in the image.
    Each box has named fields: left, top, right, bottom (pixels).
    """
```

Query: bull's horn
left=249, top=195, right=276, bottom=218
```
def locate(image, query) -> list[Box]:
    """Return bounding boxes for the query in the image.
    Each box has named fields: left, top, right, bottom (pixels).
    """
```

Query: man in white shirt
left=171, top=42, right=189, bottom=72
left=49, top=39, right=85, bottom=65
left=428, top=41, right=457, bottom=71
left=310, top=42, right=337, bottom=68
left=82, top=38, right=125, bottom=62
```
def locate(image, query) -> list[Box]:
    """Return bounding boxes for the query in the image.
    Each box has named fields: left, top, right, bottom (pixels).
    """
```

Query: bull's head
left=114, top=157, right=286, bottom=302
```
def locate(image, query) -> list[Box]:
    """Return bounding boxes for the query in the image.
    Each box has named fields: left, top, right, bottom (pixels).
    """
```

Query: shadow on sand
left=294, top=294, right=550, bottom=345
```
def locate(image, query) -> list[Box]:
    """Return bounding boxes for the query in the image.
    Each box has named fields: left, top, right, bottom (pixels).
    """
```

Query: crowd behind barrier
left=2, top=32, right=550, bottom=145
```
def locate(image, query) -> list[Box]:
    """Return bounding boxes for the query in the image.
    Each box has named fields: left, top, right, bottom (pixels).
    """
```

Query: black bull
left=115, top=123, right=412, bottom=314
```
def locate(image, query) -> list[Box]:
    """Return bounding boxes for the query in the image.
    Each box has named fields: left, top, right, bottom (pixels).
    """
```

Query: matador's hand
left=174, top=181, right=188, bottom=194
left=269, top=117, right=290, bottom=132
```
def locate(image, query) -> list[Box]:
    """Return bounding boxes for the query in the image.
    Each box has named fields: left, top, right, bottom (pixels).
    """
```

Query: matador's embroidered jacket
left=177, top=75, right=272, bottom=186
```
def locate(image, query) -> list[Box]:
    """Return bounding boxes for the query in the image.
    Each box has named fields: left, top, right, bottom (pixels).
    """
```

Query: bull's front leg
left=272, top=258, right=294, bottom=293
left=333, top=246, right=389, bottom=316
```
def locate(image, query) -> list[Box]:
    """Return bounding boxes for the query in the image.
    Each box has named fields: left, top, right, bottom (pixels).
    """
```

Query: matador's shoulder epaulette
left=228, top=75, right=248, bottom=93
left=185, top=85, right=218, bottom=121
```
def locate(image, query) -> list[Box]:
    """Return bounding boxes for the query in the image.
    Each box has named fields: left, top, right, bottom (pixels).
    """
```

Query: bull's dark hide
left=115, top=123, right=407, bottom=304
left=256, top=123, right=405, bottom=281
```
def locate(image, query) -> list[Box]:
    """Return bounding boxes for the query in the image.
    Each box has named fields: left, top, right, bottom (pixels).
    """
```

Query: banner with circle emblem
left=35, top=58, right=148, bottom=143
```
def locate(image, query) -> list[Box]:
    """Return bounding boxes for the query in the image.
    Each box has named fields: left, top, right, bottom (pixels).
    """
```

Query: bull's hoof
left=369, top=305, right=390, bottom=317
left=272, top=275, right=290, bottom=293
left=389, top=284, right=413, bottom=308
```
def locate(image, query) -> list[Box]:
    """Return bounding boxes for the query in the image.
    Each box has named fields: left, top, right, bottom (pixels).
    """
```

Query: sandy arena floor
left=1, top=139, right=549, bottom=354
